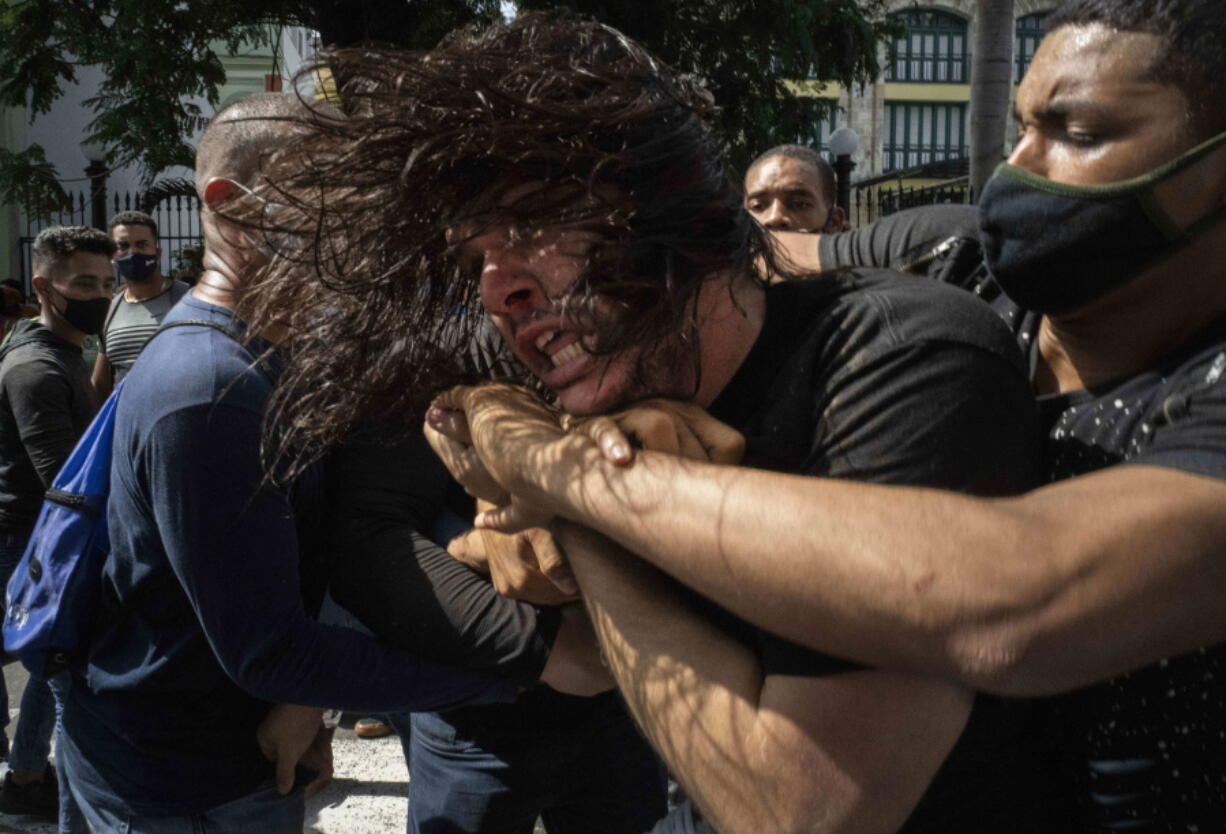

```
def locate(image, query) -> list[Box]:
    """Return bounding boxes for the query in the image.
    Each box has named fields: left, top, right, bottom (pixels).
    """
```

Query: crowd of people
left=0, top=0, right=1224, bottom=831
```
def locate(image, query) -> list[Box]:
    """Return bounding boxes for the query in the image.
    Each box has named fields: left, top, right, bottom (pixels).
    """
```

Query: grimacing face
left=743, top=156, right=833, bottom=232
left=1015, top=25, right=1207, bottom=184
left=463, top=220, right=668, bottom=415
left=1013, top=23, right=1226, bottom=233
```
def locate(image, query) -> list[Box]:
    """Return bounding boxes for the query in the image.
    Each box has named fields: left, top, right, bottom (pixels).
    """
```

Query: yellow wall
left=883, top=82, right=970, bottom=102
left=784, top=80, right=845, bottom=99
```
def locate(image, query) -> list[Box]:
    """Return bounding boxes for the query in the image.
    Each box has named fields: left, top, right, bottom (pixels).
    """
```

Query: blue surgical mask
left=114, top=252, right=159, bottom=283
left=978, top=128, right=1226, bottom=314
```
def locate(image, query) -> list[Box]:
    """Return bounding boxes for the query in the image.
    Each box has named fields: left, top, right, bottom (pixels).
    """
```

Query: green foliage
left=516, top=0, right=897, bottom=173
left=0, top=0, right=891, bottom=212
left=0, top=145, right=68, bottom=219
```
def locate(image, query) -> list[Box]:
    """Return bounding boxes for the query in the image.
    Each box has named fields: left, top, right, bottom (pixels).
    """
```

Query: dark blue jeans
left=2, top=529, right=89, bottom=834
left=404, top=695, right=668, bottom=834
left=63, top=774, right=304, bottom=834
left=647, top=801, right=716, bottom=834
left=0, top=528, right=57, bottom=772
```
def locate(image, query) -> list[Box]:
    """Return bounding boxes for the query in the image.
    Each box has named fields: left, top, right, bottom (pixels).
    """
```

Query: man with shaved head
left=56, top=93, right=509, bottom=832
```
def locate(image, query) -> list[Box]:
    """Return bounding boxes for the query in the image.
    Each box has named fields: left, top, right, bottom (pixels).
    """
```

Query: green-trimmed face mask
left=978, top=128, right=1226, bottom=314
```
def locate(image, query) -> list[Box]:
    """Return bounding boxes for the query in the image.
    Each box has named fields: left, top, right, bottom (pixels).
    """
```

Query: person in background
left=91, top=211, right=190, bottom=401
left=743, top=143, right=844, bottom=233
left=0, top=226, right=112, bottom=829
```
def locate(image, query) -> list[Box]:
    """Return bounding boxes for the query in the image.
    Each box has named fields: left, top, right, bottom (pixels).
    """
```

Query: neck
left=1035, top=228, right=1226, bottom=394
left=693, top=269, right=767, bottom=407
left=191, top=260, right=287, bottom=344
left=37, top=308, right=86, bottom=347
left=124, top=274, right=168, bottom=302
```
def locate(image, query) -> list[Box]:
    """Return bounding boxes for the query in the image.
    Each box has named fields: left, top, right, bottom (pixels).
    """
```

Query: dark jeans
left=404, top=695, right=668, bottom=834
left=1, top=529, right=88, bottom=834
left=64, top=774, right=304, bottom=834
left=0, top=530, right=57, bottom=771
left=647, top=801, right=717, bottom=834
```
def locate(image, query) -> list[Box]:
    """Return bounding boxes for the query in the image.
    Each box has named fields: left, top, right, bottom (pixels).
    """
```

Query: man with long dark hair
left=249, top=13, right=1062, bottom=832
left=428, top=1, right=1226, bottom=830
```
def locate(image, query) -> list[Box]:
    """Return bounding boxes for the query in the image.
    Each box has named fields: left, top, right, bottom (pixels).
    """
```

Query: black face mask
left=48, top=287, right=110, bottom=337
left=978, top=129, right=1226, bottom=315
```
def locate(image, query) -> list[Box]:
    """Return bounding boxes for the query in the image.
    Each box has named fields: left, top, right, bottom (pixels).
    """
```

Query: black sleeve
left=5, top=360, right=80, bottom=488
left=819, top=205, right=985, bottom=285
left=761, top=338, right=1041, bottom=678
left=815, top=339, right=1042, bottom=495
left=327, top=426, right=560, bottom=688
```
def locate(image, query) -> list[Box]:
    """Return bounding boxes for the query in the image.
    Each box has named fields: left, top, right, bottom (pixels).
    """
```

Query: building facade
left=793, top=0, right=1063, bottom=218
left=1, top=27, right=317, bottom=284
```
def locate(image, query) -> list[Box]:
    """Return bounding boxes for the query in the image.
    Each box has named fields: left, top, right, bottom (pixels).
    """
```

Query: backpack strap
left=155, top=318, right=242, bottom=342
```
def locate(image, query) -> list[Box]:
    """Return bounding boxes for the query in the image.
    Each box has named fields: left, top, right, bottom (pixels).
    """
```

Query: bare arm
left=91, top=350, right=113, bottom=401
left=523, top=444, right=1226, bottom=696
left=557, top=522, right=971, bottom=834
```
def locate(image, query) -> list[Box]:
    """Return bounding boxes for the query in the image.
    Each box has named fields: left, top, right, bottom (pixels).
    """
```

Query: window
left=886, top=10, right=969, bottom=83
left=884, top=101, right=968, bottom=172
left=1015, top=13, right=1049, bottom=83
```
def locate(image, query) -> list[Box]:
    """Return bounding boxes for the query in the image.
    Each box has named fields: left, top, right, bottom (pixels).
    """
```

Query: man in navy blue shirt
left=58, top=93, right=511, bottom=832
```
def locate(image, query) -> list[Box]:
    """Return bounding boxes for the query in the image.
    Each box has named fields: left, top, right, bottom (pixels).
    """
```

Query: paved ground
left=1, top=663, right=413, bottom=833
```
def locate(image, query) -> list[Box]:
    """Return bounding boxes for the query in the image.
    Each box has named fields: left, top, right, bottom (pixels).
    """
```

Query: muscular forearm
left=557, top=522, right=968, bottom=834
left=531, top=446, right=1226, bottom=695
left=557, top=523, right=856, bottom=834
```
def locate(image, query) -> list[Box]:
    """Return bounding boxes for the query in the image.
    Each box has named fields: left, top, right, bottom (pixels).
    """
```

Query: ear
left=203, top=177, right=242, bottom=210
left=30, top=275, right=50, bottom=300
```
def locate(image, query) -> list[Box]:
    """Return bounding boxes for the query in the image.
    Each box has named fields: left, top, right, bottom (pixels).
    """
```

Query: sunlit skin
left=743, top=156, right=839, bottom=232
left=32, top=252, right=115, bottom=346
left=1014, top=24, right=1226, bottom=393
left=462, top=219, right=718, bottom=416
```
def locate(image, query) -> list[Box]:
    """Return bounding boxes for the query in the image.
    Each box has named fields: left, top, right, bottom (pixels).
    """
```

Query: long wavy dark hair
left=237, top=10, right=786, bottom=480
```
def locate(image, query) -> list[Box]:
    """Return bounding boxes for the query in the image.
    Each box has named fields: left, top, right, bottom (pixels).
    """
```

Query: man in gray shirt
left=91, top=211, right=189, bottom=399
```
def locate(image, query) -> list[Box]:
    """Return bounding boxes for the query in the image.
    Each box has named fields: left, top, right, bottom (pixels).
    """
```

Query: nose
left=758, top=199, right=793, bottom=230
left=1006, top=130, right=1047, bottom=178
left=477, top=246, right=547, bottom=319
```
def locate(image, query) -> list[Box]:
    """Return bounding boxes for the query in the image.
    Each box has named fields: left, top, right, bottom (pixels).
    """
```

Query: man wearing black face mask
left=0, top=225, right=113, bottom=822
left=91, top=211, right=190, bottom=400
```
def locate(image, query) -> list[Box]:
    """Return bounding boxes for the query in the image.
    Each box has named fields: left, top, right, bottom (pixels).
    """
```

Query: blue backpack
left=3, top=319, right=237, bottom=678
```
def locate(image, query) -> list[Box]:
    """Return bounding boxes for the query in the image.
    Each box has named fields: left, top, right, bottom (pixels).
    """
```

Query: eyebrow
left=1020, top=97, right=1119, bottom=124
left=745, top=186, right=819, bottom=200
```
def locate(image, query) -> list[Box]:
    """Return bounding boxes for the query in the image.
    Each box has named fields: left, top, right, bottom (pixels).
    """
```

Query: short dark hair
left=31, top=226, right=116, bottom=277
left=1049, top=0, right=1226, bottom=135
left=108, top=210, right=159, bottom=241
left=746, top=144, right=836, bottom=208
left=196, top=93, right=316, bottom=190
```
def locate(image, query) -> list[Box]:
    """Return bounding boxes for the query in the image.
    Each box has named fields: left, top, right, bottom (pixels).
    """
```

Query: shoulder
left=0, top=345, right=68, bottom=393
left=785, top=269, right=1026, bottom=375
left=122, top=310, right=271, bottom=418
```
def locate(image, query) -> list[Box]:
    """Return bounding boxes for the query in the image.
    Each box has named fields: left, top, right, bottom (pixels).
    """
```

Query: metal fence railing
left=17, top=190, right=203, bottom=292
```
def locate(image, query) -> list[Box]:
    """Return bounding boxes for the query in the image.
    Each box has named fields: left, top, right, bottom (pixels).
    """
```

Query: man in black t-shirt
left=408, top=14, right=1059, bottom=834
left=448, top=2, right=1226, bottom=830
left=0, top=225, right=112, bottom=825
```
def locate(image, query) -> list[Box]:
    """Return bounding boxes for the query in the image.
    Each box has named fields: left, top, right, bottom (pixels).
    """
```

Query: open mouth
left=534, top=329, right=588, bottom=368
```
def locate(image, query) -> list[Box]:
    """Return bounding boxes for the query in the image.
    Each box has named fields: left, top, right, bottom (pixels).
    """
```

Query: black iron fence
left=846, top=157, right=972, bottom=228
left=17, top=190, right=202, bottom=293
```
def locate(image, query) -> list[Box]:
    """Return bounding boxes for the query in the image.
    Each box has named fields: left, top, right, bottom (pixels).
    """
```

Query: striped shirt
left=100, top=281, right=190, bottom=382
